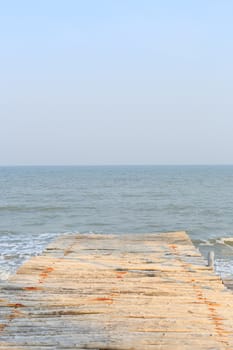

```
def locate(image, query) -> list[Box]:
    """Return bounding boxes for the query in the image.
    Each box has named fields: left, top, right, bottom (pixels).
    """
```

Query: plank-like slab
left=1, top=231, right=233, bottom=349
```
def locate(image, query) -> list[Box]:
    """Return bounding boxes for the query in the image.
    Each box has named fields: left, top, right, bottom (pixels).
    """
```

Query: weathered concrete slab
left=1, top=231, right=233, bottom=349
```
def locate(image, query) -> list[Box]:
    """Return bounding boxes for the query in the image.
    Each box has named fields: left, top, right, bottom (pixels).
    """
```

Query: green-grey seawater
left=1, top=165, right=233, bottom=279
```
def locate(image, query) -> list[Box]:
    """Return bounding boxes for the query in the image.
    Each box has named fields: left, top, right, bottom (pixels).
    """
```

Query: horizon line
left=0, top=163, right=233, bottom=167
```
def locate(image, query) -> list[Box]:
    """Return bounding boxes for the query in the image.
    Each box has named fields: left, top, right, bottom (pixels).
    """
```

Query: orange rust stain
left=197, top=291, right=227, bottom=341
left=23, top=286, right=42, bottom=291
left=208, top=306, right=216, bottom=312
left=7, top=303, right=25, bottom=308
left=0, top=309, right=24, bottom=333
left=40, top=272, right=48, bottom=279
left=92, top=297, right=113, bottom=303
left=208, top=301, right=220, bottom=307
left=7, top=310, right=22, bottom=320
left=187, top=264, right=226, bottom=341
left=213, top=316, right=224, bottom=322
left=0, top=324, right=6, bottom=331
left=172, top=245, right=228, bottom=343
left=38, top=266, right=54, bottom=284
left=201, top=301, right=227, bottom=341
left=45, top=267, right=54, bottom=273
left=39, top=267, right=54, bottom=277
left=116, top=271, right=127, bottom=279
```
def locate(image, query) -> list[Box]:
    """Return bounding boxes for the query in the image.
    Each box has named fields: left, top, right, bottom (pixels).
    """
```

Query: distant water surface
left=1, top=165, right=233, bottom=280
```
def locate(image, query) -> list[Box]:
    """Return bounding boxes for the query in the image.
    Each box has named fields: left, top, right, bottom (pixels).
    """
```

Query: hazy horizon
left=2, top=164, right=233, bottom=167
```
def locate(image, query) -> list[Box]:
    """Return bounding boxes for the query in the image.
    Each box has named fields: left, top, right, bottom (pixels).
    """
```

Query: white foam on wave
left=198, top=240, right=215, bottom=246
left=194, top=236, right=233, bottom=281
left=0, top=231, right=80, bottom=281
left=215, top=259, right=233, bottom=279
left=0, top=270, right=11, bottom=281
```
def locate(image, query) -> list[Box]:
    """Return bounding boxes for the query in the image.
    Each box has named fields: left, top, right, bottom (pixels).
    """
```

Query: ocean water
left=1, top=165, right=233, bottom=280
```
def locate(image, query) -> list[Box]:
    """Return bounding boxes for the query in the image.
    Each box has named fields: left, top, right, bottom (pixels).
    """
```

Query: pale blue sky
left=0, top=1, right=233, bottom=165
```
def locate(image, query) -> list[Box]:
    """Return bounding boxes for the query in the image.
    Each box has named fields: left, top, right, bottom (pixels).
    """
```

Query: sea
left=1, top=165, right=233, bottom=281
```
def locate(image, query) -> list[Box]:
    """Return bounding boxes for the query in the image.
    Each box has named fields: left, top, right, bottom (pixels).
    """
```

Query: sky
left=0, top=0, right=233, bottom=165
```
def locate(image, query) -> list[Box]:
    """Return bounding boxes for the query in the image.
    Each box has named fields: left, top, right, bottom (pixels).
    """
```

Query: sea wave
left=0, top=205, right=67, bottom=212
left=0, top=231, right=75, bottom=281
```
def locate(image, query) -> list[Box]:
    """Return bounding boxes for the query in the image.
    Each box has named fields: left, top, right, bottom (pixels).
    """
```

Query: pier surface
left=1, top=231, right=233, bottom=349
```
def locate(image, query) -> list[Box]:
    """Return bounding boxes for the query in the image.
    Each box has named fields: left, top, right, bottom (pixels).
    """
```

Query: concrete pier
left=1, top=231, right=233, bottom=349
